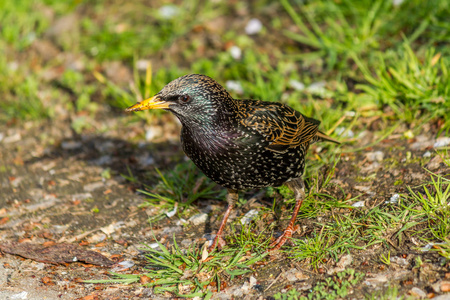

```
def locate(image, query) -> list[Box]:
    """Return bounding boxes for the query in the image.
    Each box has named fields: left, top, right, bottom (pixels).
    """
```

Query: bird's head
left=126, top=74, right=237, bottom=128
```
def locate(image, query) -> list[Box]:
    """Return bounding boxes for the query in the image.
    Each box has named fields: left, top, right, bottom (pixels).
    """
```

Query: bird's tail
left=316, top=131, right=340, bottom=144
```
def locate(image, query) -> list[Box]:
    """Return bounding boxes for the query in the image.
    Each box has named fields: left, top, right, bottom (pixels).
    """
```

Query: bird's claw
left=267, top=224, right=300, bottom=252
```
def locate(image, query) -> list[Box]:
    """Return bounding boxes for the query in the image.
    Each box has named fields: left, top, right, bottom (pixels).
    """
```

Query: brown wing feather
left=238, top=101, right=320, bottom=153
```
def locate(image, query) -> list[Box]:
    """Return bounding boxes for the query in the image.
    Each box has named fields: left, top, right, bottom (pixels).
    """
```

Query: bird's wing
left=238, top=101, right=320, bottom=153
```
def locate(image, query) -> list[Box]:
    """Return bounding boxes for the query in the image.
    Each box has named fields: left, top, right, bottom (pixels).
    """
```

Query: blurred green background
left=0, top=0, right=449, bottom=132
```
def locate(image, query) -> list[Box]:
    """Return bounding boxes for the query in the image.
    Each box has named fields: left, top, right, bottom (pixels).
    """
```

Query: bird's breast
left=180, top=126, right=308, bottom=190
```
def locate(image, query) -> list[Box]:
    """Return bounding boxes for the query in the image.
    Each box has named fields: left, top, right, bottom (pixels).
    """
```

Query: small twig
left=264, top=270, right=284, bottom=292
left=386, top=237, right=401, bottom=251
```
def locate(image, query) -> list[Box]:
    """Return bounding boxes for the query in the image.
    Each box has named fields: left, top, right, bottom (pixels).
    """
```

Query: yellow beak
left=125, top=95, right=170, bottom=112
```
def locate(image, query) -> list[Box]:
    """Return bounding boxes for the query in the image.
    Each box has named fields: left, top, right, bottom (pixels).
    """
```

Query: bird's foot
left=267, top=224, right=300, bottom=252
left=208, top=235, right=226, bottom=253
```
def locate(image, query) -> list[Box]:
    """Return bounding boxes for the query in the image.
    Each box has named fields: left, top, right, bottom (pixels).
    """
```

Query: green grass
left=79, top=0, right=228, bottom=61
left=88, top=235, right=267, bottom=298
left=354, top=43, right=450, bottom=129
left=274, top=269, right=364, bottom=300
left=365, top=285, right=407, bottom=300
left=399, top=168, right=450, bottom=258
left=137, top=161, right=226, bottom=222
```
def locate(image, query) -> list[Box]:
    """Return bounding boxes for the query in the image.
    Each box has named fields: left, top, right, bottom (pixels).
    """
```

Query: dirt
left=1, top=109, right=449, bottom=299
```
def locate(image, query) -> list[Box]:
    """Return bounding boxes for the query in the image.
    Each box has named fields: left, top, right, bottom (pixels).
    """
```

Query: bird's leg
left=208, top=189, right=238, bottom=252
left=268, top=178, right=305, bottom=251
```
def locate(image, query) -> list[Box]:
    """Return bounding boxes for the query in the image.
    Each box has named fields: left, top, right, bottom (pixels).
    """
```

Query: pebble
left=101, top=221, right=125, bottom=235
left=409, top=287, right=426, bottom=298
left=161, top=226, right=182, bottom=235
left=112, top=260, right=135, bottom=272
left=165, top=205, right=177, bottom=218
left=240, top=209, right=258, bottom=225
left=426, top=155, right=443, bottom=170
left=289, top=79, right=305, bottom=91
left=335, top=127, right=355, bottom=138
left=214, top=291, right=230, bottom=300
left=145, top=127, right=163, bottom=141
left=176, top=218, right=187, bottom=226
left=307, top=81, right=326, bottom=95
left=245, top=18, right=263, bottom=35
left=328, top=254, right=352, bottom=275
left=240, top=281, right=251, bottom=294
left=249, top=276, right=257, bottom=287
left=136, top=59, right=151, bottom=71
left=352, top=201, right=365, bottom=208
left=410, top=135, right=435, bottom=150
left=284, top=269, right=299, bottom=282
left=229, top=46, right=242, bottom=60
left=229, top=285, right=243, bottom=298
left=83, top=181, right=104, bottom=192
left=189, top=213, right=208, bottom=226
left=72, top=193, right=93, bottom=200
left=149, top=243, right=160, bottom=249
left=25, top=197, right=58, bottom=212
left=10, top=291, right=28, bottom=300
left=364, top=274, right=388, bottom=286
left=337, top=254, right=353, bottom=268
left=364, top=270, right=410, bottom=286
left=88, top=233, right=107, bottom=243
left=51, top=225, right=69, bottom=234
left=390, top=256, right=409, bottom=267
left=226, top=80, right=243, bottom=94
left=159, top=5, right=179, bottom=19
left=354, top=185, right=372, bottom=193
left=284, top=268, right=310, bottom=282
left=180, top=239, right=193, bottom=247
left=365, top=151, right=384, bottom=162
left=423, top=151, right=431, bottom=158
left=386, top=194, right=400, bottom=204
left=3, top=133, right=21, bottom=144
left=434, top=137, right=450, bottom=148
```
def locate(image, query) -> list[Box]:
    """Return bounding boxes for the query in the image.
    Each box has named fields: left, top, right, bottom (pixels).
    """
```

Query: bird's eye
left=180, top=95, right=190, bottom=103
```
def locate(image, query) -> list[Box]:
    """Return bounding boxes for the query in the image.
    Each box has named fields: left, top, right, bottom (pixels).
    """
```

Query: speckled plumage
left=126, top=74, right=339, bottom=252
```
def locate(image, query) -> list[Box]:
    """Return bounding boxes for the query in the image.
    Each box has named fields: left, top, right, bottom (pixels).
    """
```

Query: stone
left=409, top=287, right=426, bottom=298
left=189, top=213, right=208, bottom=226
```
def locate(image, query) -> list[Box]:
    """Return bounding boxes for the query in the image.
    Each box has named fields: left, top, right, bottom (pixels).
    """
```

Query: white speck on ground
left=226, top=80, right=243, bottom=94
left=434, top=136, right=450, bottom=148
left=229, top=46, right=242, bottom=60
left=245, top=18, right=263, bottom=35
left=365, top=151, right=384, bottom=162
left=240, top=209, right=258, bottom=225
left=352, top=201, right=365, bottom=207
left=289, top=79, right=305, bottom=91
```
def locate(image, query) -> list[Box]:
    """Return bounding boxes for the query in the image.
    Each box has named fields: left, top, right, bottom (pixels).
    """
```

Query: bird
left=126, top=74, right=339, bottom=252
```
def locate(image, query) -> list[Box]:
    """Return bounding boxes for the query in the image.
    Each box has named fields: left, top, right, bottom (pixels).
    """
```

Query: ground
left=1, top=0, right=450, bottom=299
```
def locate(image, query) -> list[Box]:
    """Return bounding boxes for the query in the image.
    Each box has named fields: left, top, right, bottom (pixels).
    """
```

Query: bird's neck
left=176, top=97, right=238, bottom=132
left=178, top=112, right=234, bottom=133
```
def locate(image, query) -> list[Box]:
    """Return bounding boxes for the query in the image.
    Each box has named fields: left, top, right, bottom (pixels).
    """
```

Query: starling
left=126, top=74, right=339, bottom=252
